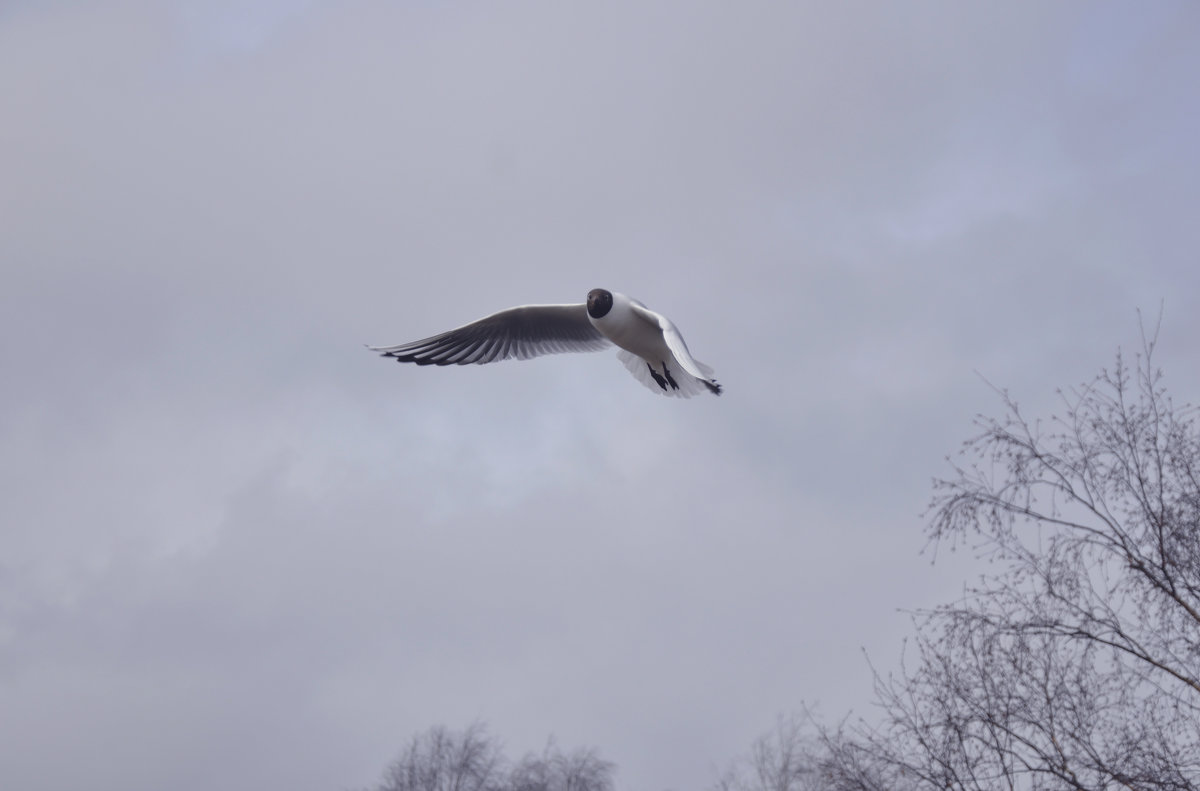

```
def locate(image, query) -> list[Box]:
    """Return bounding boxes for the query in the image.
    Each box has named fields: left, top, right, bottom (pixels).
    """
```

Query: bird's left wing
left=368, top=303, right=611, bottom=365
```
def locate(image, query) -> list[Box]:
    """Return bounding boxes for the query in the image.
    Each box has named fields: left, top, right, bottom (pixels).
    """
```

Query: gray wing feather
left=368, top=303, right=611, bottom=365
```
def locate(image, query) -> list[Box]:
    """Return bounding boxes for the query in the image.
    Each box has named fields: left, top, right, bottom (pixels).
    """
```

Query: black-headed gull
left=369, top=289, right=722, bottom=397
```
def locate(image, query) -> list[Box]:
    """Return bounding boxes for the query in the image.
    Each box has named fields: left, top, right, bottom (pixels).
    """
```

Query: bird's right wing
left=368, top=303, right=611, bottom=365
left=626, top=300, right=718, bottom=382
left=623, top=299, right=722, bottom=396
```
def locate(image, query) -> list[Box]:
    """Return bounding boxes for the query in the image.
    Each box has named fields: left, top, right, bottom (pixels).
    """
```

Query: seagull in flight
left=369, top=288, right=722, bottom=397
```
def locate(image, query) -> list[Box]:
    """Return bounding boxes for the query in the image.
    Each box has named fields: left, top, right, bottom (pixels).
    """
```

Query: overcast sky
left=3, top=2, right=1199, bottom=790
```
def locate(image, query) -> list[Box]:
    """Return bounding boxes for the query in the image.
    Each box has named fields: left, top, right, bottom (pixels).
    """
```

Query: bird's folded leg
left=661, top=364, right=680, bottom=390
left=646, top=363, right=669, bottom=391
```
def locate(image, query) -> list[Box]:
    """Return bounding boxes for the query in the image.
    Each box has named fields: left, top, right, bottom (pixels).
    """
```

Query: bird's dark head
left=587, top=289, right=613, bottom=319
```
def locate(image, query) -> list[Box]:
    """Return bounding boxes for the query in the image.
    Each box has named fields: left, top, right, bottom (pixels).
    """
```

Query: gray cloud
left=2, top=2, right=1199, bottom=790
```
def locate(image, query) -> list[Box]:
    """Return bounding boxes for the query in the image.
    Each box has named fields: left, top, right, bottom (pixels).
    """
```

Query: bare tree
left=714, top=715, right=823, bottom=791
left=508, top=739, right=615, bottom=791
left=714, top=710, right=929, bottom=791
left=812, top=334, right=1200, bottom=790
left=377, top=722, right=505, bottom=791
left=370, top=724, right=613, bottom=791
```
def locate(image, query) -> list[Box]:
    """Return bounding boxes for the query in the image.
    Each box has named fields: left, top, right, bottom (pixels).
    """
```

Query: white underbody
left=588, top=292, right=717, bottom=398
